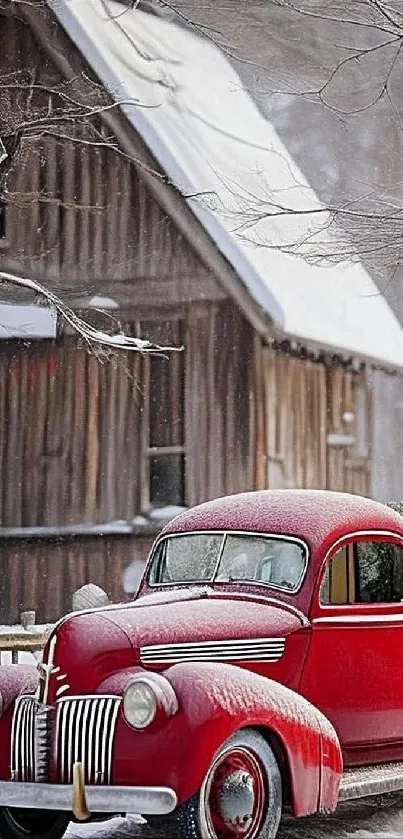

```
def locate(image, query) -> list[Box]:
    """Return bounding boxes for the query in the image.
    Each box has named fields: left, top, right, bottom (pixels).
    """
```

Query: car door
left=300, top=532, right=403, bottom=765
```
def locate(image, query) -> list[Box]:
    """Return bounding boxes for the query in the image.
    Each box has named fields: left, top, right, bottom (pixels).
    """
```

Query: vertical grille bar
left=11, top=696, right=37, bottom=782
left=55, top=696, right=121, bottom=785
left=58, top=699, right=69, bottom=784
left=34, top=704, right=52, bottom=782
left=28, top=702, right=35, bottom=781
left=104, top=700, right=120, bottom=784
left=86, top=699, right=99, bottom=783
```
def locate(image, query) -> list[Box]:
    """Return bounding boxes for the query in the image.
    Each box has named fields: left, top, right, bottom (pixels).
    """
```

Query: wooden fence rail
left=0, top=630, right=48, bottom=663
left=0, top=613, right=50, bottom=663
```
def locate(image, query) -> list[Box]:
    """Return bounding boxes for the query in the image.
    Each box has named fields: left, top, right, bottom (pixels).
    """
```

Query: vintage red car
left=1, top=489, right=403, bottom=839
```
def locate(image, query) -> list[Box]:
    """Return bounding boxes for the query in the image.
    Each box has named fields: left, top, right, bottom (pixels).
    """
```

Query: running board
left=339, top=762, right=403, bottom=801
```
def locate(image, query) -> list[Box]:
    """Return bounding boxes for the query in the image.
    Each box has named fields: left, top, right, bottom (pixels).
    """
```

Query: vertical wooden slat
left=118, top=157, right=131, bottom=280
left=85, top=353, right=99, bottom=520
left=44, top=137, right=60, bottom=275
left=254, top=335, right=266, bottom=490
left=317, top=363, right=328, bottom=487
left=92, top=148, right=104, bottom=280
left=43, top=347, right=63, bottom=525
left=327, top=366, right=345, bottom=491
left=0, top=354, right=7, bottom=525
left=106, top=358, right=118, bottom=519
left=207, top=306, right=222, bottom=500
left=60, top=342, right=74, bottom=523
left=105, top=150, right=119, bottom=281
left=78, top=145, right=91, bottom=277
left=4, top=356, right=20, bottom=526
left=30, top=351, right=48, bottom=525
left=70, top=350, right=86, bottom=522
left=8, top=546, right=23, bottom=625
left=60, top=142, right=76, bottom=282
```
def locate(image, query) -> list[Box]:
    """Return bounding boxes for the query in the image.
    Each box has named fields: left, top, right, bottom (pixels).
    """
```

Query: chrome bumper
left=0, top=781, right=177, bottom=816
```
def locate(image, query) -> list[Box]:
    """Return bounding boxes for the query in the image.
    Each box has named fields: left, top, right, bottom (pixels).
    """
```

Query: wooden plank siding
left=3, top=130, right=226, bottom=305
left=256, top=345, right=371, bottom=496
left=0, top=304, right=257, bottom=621
left=185, top=303, right=256, bottom=506
left=370, top=369, right=403, bottom=502
left=0, top=12, right=226, bottom=307
left=0, top=534, right=155, bottom=625
left=0, top=303, right=255, bottom=526
left=0, top=339, right=145, bottom=527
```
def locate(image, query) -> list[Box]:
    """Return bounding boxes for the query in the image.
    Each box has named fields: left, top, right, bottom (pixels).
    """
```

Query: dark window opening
left=0, top=203, right=6, bottom=239
left=321, top=540, right=403, bottom=605
left=150, top=453, right=185, bottom=507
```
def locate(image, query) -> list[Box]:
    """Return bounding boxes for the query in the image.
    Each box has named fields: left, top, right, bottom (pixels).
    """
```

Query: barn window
left=0, top=203, right=6, bottom=239
left=140, top=318, right=185, bottom=510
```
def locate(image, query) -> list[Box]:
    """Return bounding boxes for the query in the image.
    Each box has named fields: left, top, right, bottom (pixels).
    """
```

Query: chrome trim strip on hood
left=140, top=636, right=286, bottom=664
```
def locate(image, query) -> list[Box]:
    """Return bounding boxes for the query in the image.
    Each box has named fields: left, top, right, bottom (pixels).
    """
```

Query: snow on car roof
left=48, top=0, right=403, bottom=369
left=162, top=490, right=403, bottom=554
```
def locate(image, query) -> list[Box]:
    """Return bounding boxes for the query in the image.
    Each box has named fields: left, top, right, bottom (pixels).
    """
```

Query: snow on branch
left=0, top=272, right=181, bottom=352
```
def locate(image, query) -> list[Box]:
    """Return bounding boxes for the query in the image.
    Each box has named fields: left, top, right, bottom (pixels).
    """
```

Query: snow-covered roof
left=49, top=0, right=403, bottom=368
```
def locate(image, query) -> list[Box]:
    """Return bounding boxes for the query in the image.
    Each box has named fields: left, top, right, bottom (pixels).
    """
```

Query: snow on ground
left=64, top=796, right=403, bottom=839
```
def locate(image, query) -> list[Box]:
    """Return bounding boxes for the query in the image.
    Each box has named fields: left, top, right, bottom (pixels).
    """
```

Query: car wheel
left=147, top=729, right=282, bottom=839
left=0, top=808, right=69, bottom=839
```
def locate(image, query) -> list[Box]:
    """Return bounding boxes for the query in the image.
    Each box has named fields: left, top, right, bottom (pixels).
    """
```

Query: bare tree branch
left=0, top=271, right=182, bottom=352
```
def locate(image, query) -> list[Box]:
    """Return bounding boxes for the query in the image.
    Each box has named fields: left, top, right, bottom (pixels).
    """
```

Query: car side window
left=321, top=540, right=403, bottom=605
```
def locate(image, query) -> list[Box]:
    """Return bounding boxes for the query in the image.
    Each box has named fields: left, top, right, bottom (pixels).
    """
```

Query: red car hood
left=100, top=589, right=304, bottom=649
left=46, top=589, right=306, bottom=696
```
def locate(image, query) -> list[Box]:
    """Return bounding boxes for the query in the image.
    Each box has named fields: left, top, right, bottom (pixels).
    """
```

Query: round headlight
left=123, top=680, right=157, bottom=729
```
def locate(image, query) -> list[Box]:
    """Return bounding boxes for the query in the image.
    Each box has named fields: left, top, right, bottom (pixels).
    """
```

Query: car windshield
left=148, top=532, right=307, bottom=592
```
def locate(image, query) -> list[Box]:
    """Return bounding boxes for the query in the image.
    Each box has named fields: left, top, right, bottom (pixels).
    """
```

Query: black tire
left=0, top=808, right=69, bottom=839
left=147, top=729, right=282, bottom=839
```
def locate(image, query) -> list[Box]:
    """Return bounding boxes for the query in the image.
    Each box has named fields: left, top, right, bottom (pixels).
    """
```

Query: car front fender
left=111, top=661, right=342, bottom=816
left=0, top=666, right=38, bottom=780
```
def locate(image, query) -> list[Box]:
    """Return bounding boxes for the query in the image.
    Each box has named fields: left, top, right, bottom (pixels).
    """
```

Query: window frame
left=139, top=318, right=186, bottom=512
left=314, top=529, right=403, bottom=617
left=147, top=529, right=309, bottom=593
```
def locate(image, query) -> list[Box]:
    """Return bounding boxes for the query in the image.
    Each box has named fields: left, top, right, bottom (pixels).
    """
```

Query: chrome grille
left=11, top=695, right=51, bottom=782
left=56, top=696, right=121, bottom=785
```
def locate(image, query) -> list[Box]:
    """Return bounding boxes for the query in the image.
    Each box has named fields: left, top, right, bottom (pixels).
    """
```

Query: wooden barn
left=0, top=0, right=403, bottom=623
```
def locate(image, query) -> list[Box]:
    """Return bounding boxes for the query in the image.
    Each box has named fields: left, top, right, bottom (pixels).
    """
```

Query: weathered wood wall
left=255, top=345, right=371, bottom=496
left=0, top=339, right=141, bottom=527
left=0, top=533, right=154, bottom=624
left=0, top=301, right=255, bottom=526
left=371, top=369, right=403, bottom=502
left=185, top=303, right=255, bottom=506
left=0, top=303, right=256, bottom=621
left=0, top=10, right=225, bottom=308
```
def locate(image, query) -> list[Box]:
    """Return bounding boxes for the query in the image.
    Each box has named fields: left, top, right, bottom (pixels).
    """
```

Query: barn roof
left=162, top=490, right=403, bottom=554
left=48, top=0, right=403, bottom=369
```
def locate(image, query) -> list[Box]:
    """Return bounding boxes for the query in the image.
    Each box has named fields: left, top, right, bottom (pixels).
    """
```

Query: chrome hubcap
left=204, top=747, right=265, bottom=838
left=218, top=770, right=255, bottom=827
